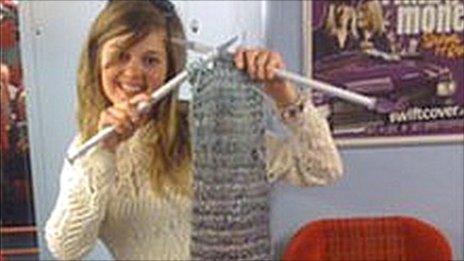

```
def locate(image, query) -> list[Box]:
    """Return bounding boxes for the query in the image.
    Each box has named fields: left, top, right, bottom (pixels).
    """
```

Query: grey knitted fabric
left=188, top=58, right=271, bottom=260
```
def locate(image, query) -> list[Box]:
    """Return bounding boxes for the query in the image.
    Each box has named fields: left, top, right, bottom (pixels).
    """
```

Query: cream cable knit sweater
left=45, top=98, right=343, bottom=260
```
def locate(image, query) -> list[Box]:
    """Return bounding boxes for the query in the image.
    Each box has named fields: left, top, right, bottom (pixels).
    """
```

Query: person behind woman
left=313, top=0, right=359, bottom=60
left=45, top=1, right=343, bottom=260
left=1, top=63, right=12, bottom=154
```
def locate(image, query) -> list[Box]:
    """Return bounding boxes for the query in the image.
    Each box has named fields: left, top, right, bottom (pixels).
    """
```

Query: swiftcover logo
left=389, top=105, right=464, bottom=123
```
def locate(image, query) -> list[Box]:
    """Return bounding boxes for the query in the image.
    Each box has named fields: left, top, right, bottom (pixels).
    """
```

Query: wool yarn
left=188, top=57, right=271, bottom=260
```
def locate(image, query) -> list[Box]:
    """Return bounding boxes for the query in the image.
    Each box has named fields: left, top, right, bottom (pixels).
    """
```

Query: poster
left=304, top=0, right=464, bottom=146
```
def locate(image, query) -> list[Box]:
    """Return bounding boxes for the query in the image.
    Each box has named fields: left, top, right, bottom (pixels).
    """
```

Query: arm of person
left=265, top=90, right=343, bottom=186
left=45, top=137, right=116, bottom=260
left=233, top=48, right=343, bottom=187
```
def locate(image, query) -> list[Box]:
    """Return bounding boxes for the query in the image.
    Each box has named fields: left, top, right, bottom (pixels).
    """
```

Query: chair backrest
left=282, top=216, right=452, bottom=261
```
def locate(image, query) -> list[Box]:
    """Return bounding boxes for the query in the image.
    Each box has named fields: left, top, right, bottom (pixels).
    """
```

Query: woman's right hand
left=97, top=94, right=151, bottom=152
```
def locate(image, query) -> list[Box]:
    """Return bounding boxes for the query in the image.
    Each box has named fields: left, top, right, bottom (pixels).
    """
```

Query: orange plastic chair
left=282, top=216, right=452, bottom=261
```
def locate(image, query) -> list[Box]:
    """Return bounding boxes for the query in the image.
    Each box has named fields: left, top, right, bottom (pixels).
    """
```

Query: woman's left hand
left=233, top=48, right=298, bottom=107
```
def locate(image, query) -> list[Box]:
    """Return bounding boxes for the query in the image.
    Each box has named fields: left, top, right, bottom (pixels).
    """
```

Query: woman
left=1, top=63, right=11, bottom=154
left=45, top=1, right=343, bottom=260
left=313, top=0, right=359, bottom=60
left=356, top=0, right=392, bottom=53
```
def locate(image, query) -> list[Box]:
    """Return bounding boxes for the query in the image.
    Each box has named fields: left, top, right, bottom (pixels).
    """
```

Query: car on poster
left=313, top=50, right=460, bottom=136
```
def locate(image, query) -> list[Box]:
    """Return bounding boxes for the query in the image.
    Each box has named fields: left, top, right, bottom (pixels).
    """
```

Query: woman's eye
left=118, top=51, right=130, bottom=62
left=143, top=57, right=160, bottom=67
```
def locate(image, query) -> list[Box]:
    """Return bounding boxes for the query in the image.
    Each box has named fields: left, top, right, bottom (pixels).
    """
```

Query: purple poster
left=305, top=0, right=464, bottom=145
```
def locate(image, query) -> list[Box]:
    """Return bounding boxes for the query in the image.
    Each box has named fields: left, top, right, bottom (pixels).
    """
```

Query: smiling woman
left=44, top=0, right=342, bottom=260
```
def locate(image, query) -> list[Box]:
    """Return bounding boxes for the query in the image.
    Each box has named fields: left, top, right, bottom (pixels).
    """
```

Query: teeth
left=121, top=84, right=143, bottom=92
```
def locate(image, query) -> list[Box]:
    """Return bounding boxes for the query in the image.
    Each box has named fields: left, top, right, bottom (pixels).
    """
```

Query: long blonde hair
left=357, top=0, right=385, bottom=34
left=324, top=3, right=359, bottom=39
left=76, top=1, right=191, bottom=196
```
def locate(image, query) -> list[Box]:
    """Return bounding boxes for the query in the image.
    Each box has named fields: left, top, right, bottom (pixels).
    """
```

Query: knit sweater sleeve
left=45, top=138, right=116, bottom=260
left=265, top=91, right=343, bottom=187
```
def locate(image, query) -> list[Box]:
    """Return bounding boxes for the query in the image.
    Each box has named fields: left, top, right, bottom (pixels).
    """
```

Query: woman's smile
left=117, top=81, right=146, bottom=95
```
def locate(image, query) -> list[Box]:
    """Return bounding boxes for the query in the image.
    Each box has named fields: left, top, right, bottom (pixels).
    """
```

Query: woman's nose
left=123, top=58, right=144, bottom=78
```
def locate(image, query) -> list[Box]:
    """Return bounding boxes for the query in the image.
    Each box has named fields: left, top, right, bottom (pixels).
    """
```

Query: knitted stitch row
left=188, top=58, right=271, bottom=260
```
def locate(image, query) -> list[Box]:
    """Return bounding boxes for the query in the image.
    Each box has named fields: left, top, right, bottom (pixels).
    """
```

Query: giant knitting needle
left=67, top=36, right=239, bottom=163
left=172, top=38, right=396, bottom=113
left=66, top=71, right=188, bottom=163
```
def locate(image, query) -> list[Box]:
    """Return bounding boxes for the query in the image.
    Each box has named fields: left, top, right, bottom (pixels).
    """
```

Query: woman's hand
left=233, top=48, right=299, bottom=107
left=97, top=94, right=151, bottom=152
